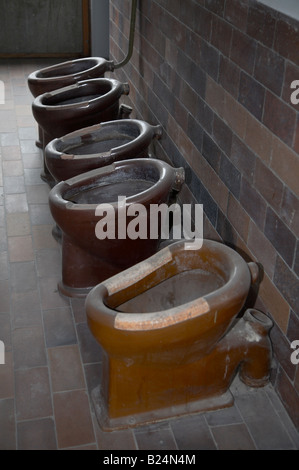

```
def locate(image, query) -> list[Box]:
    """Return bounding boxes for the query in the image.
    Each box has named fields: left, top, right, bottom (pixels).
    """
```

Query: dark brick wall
left=109, top=0, right=299, bottom=429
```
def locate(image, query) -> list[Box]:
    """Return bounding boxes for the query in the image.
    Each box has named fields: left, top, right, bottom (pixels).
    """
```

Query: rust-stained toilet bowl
left=49, top=158, right=185, bottom=299
left=45, top=119, right=163, bottom=182
left=85, top=239, right=273, bottom=431
left=32, top=78, right=130, bottom=185
left=28, top=57, right=114, bottom=148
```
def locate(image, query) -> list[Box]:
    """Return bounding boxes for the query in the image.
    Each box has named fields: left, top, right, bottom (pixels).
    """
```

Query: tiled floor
left=0, top=58, right=298, bottom=451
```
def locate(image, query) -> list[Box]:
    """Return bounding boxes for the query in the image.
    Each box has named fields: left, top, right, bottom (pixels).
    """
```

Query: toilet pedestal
left=90, top=309, right=273, bottom=431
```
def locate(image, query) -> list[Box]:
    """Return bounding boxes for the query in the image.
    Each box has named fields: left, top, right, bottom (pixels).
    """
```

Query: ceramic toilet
left=48, top=158, right=185, bottom=298
left=44, top=119, right=163, bottom=182
left=32, top=78, right=130, bottom=184
left=28, top=57, right=114, bottom=98
left=28, top=57, right=114, bottom=149
left=85, top=239, right=273, bottom=431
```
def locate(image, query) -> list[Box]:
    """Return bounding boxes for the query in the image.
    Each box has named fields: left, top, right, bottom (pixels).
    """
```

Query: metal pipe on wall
left=114, top=0, right=138, bottom=69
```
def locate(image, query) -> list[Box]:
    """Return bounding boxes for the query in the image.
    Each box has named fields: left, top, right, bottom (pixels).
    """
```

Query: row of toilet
left=28, top=57, right=273, bottom=431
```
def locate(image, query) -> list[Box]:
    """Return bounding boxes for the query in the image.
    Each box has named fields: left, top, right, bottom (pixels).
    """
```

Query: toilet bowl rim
left=85, top=239, right=253, bottom=332
left=28, top=57, right=113, bottom=82
left=49, top=157, right=181, bottom=211
left=45, top=119, right=162, bottom=161
left=32, top=78, right=129, bottom=112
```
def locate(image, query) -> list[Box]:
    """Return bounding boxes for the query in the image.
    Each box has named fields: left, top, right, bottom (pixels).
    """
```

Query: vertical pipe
left=114, top=0, right=138, bottom=69
left=82, top=0, right=91, bottom=56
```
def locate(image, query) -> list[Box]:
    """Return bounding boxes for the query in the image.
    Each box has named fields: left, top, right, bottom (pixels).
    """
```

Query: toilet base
left=58, top=280, right=92, bottom=299
left=91, top=384, right=234, bottom=432
left=40, top=170, right=55, bottom=188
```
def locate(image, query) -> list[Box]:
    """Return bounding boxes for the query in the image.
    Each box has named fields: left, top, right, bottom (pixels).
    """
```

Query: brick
left=254, top=44, right=285, bottom=97
left=231, top=135, right=256, bottom=183
left=240, top=176, right=267, bottom=230
left=195, top=155, right=229, bottom=213
left=200, top=40, right=220, bottom=81
left=223, top=93, right=247, bottom=139
left=179, top=0, right=197, bottom=29
left=178, top=126, right=196, bottom=166
left=153, top=75, right=175, bottom=114
left=173, top=98, right=188, bottom=132
left=162, top=12, right=186, bottom=50
left=230, top=29, right=257, bottom=75
left=245, top=114, right=272, bottom=163
left=165, top=37, right=179, bottom=69
left=280, top=187, right=299, bottom=238
left=293, top=115, right=299, bottom=154
left=216, top=209, right=238, bottom=247
left=295, top=367, right=299, bottom=398
left=205, top=0, right=225, bottom=17
left=193, top=4, right=213, bottom=41
left=238, top=71, right=265, bottom=121
left=259, top=274, right=290, bottom=333
left=187, top=114, right=203, bottom=152
left=205, top=75, right=225, bottom=118
left=202, top=131, right=222, bottom=172
left=224, top=0, right=249, bottom=32
left=195, top=97, right=214, bottom=135
left=274, top=256, right=299, bottom=315
left=219, top=153, right=241, bottom=198
left=211, top=16, right=233, bottom=57
left=246, top=2, right=276, bottom=48
left=198, top=184, right=218, bottom=227
left=265, top=207, right=296, bottom=268
left=227, top=193, right=250, bottom=242
left=263, top=91, right=296, bottom=147
left=287, top=310, right=299, bottom=344
left=177, top=51, right=206, bottom=98
left=219, top=56, right=240, bottom=98
left=213, top=114, right=233, bottom=155
left=254, top=158, right=283, bottom=213
left=184, top=30, right=201, bottom=65
left=247, top=219, right=277, bottom=280
left=271, top=136, right=299, bottom=198
left=274, top=18, right=299, bottom=67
